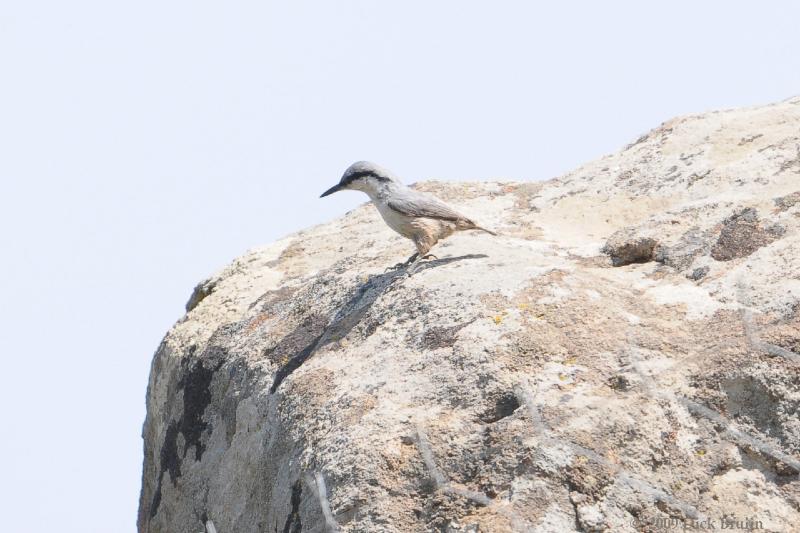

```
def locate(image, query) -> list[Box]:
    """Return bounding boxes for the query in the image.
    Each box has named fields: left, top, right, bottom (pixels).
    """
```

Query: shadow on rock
left=269, top=267, right=404, bottom=394
left=269, top=254, right=488, bottom=394
left=412, top=253, right=489, bottom=274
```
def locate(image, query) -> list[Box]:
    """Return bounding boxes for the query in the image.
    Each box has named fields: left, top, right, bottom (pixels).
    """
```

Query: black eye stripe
left=347, top=171, right=373, bottom=181
left=343, top=171, right=390, bottom=184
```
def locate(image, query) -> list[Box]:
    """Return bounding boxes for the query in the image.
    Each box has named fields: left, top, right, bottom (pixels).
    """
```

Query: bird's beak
left=320, top=184, right=343, bottom=198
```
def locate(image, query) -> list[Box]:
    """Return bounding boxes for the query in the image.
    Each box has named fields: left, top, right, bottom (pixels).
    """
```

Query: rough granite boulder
left=139, top=96, right=800, bottom=532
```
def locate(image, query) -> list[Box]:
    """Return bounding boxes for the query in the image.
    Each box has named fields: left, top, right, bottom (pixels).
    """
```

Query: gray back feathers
left=387, top=193, right=473, bottom=224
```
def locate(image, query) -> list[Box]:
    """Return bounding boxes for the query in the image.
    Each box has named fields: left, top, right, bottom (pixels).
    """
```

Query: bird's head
left=320, top=161, right=399, bottom=198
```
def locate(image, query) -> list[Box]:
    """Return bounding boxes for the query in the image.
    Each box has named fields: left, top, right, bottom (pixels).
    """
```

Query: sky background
left=1, top=1, right=798, bottom=531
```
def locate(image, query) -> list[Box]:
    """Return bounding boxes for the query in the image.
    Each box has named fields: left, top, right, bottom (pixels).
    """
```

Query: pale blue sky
left=1, top=1, right=798, bottom=531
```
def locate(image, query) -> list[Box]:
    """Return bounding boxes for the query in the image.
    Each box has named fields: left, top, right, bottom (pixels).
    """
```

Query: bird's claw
left=385, top=253, right=420, bottom=272
left=386, top=252, right=437, bottom=275
left=385, top=262, right=407, bottom=272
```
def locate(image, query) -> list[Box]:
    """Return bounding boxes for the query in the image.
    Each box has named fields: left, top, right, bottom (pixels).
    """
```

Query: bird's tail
left=474, top=226, right=498, bottom=236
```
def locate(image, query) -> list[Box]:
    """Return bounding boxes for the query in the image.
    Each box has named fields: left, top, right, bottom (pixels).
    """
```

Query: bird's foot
left=403, top=253, right=439, bottom=276
left=386, top=253, right=420, bottom=272
left=385, top=262, right=406, bottom=272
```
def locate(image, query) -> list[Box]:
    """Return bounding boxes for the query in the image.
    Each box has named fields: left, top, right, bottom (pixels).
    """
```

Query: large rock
left=139, top=97, right=800, bottom=532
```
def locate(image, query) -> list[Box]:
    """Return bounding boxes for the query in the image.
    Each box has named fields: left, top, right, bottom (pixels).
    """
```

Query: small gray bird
left=321, top=161, right=496, bottom=270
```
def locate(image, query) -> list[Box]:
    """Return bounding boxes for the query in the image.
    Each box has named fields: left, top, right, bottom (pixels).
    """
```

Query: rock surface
left=139, top=96, right=800, bottom=532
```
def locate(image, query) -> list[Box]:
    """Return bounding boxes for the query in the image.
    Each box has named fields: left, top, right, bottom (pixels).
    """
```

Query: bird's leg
left=404, top=252, right=419, bottom=265
left=386, top=252, right=418, bottom=272
left=406, top=254, right=425, bottom=275
left=406, top=241, right=435, bottom=275
left=407, top=253, right=439, bottom=275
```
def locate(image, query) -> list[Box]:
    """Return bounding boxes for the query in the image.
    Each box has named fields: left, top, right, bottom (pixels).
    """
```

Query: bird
left=320, top=161, right=497, bottom=272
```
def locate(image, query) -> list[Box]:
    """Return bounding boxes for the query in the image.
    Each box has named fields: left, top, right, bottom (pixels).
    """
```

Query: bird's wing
left=387, top=192, right=471, bottom=223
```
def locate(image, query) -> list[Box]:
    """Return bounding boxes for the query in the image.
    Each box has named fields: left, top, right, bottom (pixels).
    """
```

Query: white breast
left=373, top=199, right=416, bottom=238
